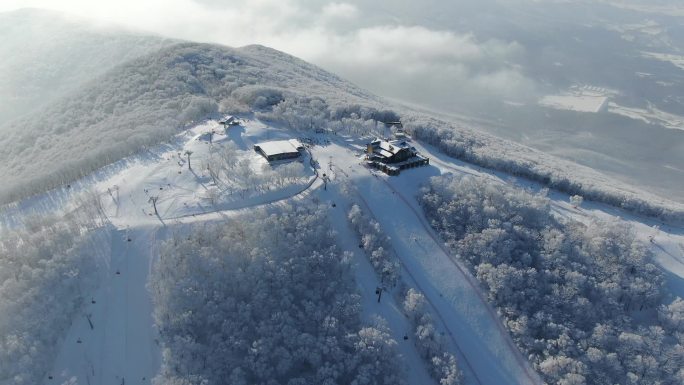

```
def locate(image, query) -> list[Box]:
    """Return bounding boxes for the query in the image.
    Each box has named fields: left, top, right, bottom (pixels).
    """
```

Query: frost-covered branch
left=419, top=174, right=683, bottom=385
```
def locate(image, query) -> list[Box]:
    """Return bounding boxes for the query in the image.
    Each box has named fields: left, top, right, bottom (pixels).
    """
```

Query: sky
left=0, top=0, right=538, bottom=112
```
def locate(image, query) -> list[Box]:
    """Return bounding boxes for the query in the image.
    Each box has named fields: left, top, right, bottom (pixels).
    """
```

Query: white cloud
left=298, top=25, right=535, bottom=108
left=1, top=0, right=537, bottom=110
left=321, top=2, right=358, bottom=19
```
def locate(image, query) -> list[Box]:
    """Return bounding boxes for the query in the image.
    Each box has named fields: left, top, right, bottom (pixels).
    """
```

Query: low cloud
left=321, top=2, right=358, bottom=19
left=1, top=0, right=538, bottom=111
left=300, top=25, right=536, bottom=110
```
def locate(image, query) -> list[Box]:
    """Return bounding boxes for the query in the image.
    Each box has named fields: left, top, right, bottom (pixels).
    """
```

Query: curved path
left=43, top=121, right=540, bottom=385
left=45, top=144, right=322, bottom=384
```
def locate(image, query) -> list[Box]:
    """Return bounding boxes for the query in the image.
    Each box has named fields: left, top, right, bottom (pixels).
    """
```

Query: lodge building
left=254, top=139, right=304, bottom=162
left=366, top=139, right=429, bottom=175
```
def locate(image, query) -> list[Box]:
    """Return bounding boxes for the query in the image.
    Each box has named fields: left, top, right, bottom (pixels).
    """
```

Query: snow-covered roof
left=218, top=115, right=236, bottom=124
left=255, top=139, right=302, bottom=157
left=370, top=139, right=415, bottom=156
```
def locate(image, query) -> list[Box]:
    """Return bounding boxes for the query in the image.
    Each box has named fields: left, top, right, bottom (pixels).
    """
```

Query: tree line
left=347, top=198, right=462, bottom=385
left=0, top=192, right=111, bottom=384
left=419, top=174, right=684, bottom=384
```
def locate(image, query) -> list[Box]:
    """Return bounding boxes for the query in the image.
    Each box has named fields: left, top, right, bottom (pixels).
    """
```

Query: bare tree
left=205, top=152, right=223, bottom=186
left=207, top=164, right=220, bottom=186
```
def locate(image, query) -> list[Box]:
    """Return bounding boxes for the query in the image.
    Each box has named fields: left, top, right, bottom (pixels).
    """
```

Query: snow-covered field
left=642, top=51, right=684, bottom=71
left=607, top=101, right=684, bottom=131
left=94, top=120, right=316, bottom=227
left=538, top=86, right=614, bottom=113
left=4, top=117, right=684, bottom=385
left=19, top=119, right=323, bottom=385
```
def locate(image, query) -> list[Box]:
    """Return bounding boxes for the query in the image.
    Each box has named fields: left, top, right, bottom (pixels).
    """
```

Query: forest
left=404, top=118, right=684, bottom=222
left=347, top=201, right=462, bottom=385
left=150, top=203, right=405, bottom=385
left=256, top=95, right=684, bottom=223
left=419, top=174, right=684, bottom=384
left=0, top=193, right=110, bottom=385
left=0, top=42, right=382, bottom=206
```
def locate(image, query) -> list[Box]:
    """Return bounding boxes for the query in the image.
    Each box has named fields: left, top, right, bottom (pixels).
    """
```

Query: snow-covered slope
left=0, top=7, right=682, bottom=385
left=0, top=11, right=681, bottom=222
left=0, top=8, right=175, bottom=123
left=5, top=116, right=682, bottom=384
left=0, top=38, right=385, bottom=206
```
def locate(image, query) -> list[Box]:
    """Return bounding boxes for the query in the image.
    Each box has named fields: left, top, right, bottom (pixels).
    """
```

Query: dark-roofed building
left=219, top=115, right=240, bottom=127
left=381, top=121, right=403, bottom=129
left=366, top=139, right=429, bottom=175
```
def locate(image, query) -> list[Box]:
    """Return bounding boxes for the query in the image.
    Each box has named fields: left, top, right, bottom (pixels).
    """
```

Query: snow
left=312, top=143, right=541, bottom=385
left=643, top=51, right=684, bottom=71
left=91, top=121, right=315, bottom=227
left=6, top=116, right=684, bottom=385
left=538, top=85, right=615, bottom=113
left=323, top=185, right=435, bottom=385
left=254, top=139, right=302, bottom=158
left=607, top=101, right=684, bottom=131
left=45, top=227, right=162, bottom=385
left=36, top=119, right=321, bottom=385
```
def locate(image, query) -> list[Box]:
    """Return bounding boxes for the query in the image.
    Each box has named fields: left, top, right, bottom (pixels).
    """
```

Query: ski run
left=4, top=117, right=682, bottom=385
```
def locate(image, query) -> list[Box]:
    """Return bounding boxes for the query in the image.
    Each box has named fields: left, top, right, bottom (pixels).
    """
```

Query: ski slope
left=40, top=120, right=323, bottom=385
left=322, top=184, right=436, bottom=385
left=13, top=117, right=683, bottom=385
left=44, top=227, right=162, bottom=385
left=311, top=143, right=542, bottom=385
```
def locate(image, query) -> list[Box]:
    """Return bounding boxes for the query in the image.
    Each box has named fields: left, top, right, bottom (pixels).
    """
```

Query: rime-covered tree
left=150, top=203, right=406, bottom=385
left=419, top=174, right=682, bottom=385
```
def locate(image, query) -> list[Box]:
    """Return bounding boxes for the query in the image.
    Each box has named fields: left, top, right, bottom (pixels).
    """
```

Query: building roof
left=255, top=139, right=303, bottom=157
left=218, top=115, right=236, bottom=124
left=382, top=121, right=403, bottom=127
left=370, top=139, right=415, bottom=157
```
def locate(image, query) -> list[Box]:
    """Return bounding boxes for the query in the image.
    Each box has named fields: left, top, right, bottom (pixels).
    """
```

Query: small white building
left=254, top=139, right=304, bottom=162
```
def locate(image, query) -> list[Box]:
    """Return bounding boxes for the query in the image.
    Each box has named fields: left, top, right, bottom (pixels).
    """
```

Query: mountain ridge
left=0, top=8, right=177, bottom=123
left=0, top=9, right=682, bottom=222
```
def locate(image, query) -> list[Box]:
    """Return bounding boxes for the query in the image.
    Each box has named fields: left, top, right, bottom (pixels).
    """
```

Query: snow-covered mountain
left=1, top=8, right=684, bottom=385
left=2, top=113, right=683, bottom=385
left=0, top=11, right=681, bottom=221
left=0, top=9, right=175, bottom=123
left=0, top=37, right=380, bottom=205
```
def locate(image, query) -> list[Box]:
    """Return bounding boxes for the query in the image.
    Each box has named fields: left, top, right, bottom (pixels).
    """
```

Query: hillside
left=2, top=116, right=682, bottom=385
left=0, top=9, right=175, bottom=123
left=1, top=6, right=683, bottom=385
left=0, top=9, right=681, bottom=221
left=0, top=41, right=382, bottom=205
